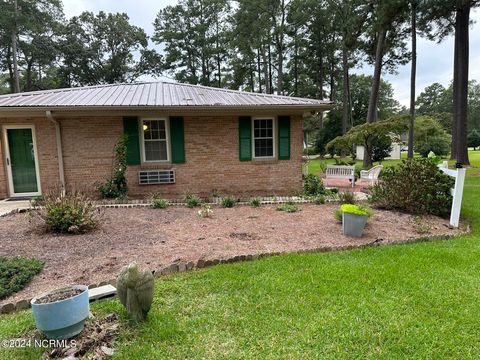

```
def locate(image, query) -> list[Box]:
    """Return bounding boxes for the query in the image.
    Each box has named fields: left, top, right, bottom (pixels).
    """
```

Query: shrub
left=338, top=191, right=355, bottom=204
left=468, top=129, right=480, bottom=150
left=414, top=116, right=451, bottom=157
left=371, top=134, right=393, bottom=163
left=318, top=160, right=328, bottom=173
left=184, top=192, right=201, bottom=208
left=369, top=158, right=454, bottom=217
left=33, top=191, right=100, bottom=233
left=0, top=256, right=44, bottom=299
left=198, top=204, right=213, bottom=218
left=151, top=194, right=169, bottom=209
left=315, top=195, right=326, bottom=205
left=340, top=204, right=374, bottom=217
left=249, top=197, right=261, bottom=208
left=277, top=203, right=299, bottom=213
left=220, top=196, right=237, bottom=208
left=96, top=135, right=129, bottom=199
left=304, top=174, right=325, bottom=196
left=334, top=208, right=342, bottom=222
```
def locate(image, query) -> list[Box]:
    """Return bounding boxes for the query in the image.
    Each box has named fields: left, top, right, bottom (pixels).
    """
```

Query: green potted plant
left=340, top=204, right=373, bottom=237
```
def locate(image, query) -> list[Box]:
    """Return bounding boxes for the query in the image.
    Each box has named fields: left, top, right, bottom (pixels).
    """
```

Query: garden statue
left=116, top=263, right=154, bottom=322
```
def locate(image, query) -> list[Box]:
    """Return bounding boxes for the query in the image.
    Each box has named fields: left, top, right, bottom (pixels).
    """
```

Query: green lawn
left=1, top=151, right=480, bottom=359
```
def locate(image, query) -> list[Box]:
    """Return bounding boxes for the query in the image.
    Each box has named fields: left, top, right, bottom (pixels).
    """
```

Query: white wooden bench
left=325, top=165, right=356, bottom=187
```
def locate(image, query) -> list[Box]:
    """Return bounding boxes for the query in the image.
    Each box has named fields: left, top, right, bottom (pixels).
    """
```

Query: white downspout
left=46, top=111, right=65, bottom=195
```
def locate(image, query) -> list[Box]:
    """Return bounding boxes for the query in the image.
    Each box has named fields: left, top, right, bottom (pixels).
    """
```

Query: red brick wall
left=0, top=114, right=303, bottom=199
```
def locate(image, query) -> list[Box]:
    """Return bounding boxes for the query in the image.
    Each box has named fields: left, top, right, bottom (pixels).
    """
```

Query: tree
left=413, top=116, right=451, bottom=157
left=408, top=0, right=417, bottom=160
left=326, top=116, right=409, bottom=168
left=153, top=0, right=230, bottom=87
left=60, top=11, right=150, bottom=86
left=421, top=0, right=480, bottom=165
left=467, top=129, right=480, bottom=150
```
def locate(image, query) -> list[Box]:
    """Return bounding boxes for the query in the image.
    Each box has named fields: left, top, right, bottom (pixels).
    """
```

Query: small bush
left=198, top=204, right=213, bottom=218
left=33, top=191, right=100, bottom=234
left=0, top=257, right=44, bottom=299
left=315, top=195, right=326, bottom=205
left=249, top=197, right=261, bottom=208
left=334, top=208, right=342, bottom=222
left=184, top=192, right=201, bottom=208
left=369, top=158, right=454, bottom=217
left=277, top=203, right=299, bottom=213
left=304, top=174, right=325, bottom=196
left=318, top=161, right=328, bottom=173
left=414, top=116, right=451, bottom=157
left=338, top=191, right=355, bottom=204
left=220, top=196, right=237, bottom=208
left=151, top=194, right=169, bottom=209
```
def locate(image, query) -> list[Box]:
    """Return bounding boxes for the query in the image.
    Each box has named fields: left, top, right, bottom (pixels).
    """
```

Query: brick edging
left=0, top=229, right=468, bottom=315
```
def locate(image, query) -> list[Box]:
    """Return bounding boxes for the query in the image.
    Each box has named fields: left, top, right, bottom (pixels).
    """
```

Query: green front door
left=7, top=128, right=39, bottom=194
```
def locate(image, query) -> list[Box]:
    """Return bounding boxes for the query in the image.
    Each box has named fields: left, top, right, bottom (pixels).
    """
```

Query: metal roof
left=0, top=81, right=332, bottom=110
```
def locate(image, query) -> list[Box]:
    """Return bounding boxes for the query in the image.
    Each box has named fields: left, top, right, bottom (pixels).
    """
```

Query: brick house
left=0, top=82, right=332, bottom=199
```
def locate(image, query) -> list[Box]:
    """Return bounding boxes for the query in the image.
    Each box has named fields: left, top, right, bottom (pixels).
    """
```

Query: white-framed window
left=252, top=117, right=275, bottom=159
left=141, top=118, right=170, bottom=162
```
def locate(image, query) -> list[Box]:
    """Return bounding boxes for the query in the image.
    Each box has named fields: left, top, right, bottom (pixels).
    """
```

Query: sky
left=62, top=0, right=480, bottom=106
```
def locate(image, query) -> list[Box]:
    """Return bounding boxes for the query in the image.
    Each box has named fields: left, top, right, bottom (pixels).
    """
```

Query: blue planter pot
left=31, top=285, right=89, bottom=340
left=342, top=212, right=368, bottom=237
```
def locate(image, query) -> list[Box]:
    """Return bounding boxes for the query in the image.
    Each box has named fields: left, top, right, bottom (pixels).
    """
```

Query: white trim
left=139, top=117, right=171, bottom=163
left=252, top=116, right=276, bottom=159
left=2, top=125, right=42, bottom=197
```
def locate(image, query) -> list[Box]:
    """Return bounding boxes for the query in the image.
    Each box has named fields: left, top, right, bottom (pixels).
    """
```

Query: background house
left=0, top=82, right=332, bottom=199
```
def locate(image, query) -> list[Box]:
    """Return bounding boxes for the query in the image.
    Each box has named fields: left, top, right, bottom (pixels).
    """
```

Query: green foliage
left=413, top=116, right=451, bottom=157
left=315, top=113, right=343, bottom=156
left=151, top=194, right=169, bottom=209
left=33, top=191, right=100, bottom=234
left=369, top=158, right=454, bottom=217
left=315, top=195, right=326, bottom=205
left=184, top=192, right=201, bottom=208
left=249, top=197, right=262, bottom=208
left=96, top=135, right=129, bottom=199
left=340, top=204, right=373, bottom=217
left=371, top=134, right=393, bottom=163
left=220, top=196, right=237, bottom=208
left=467, top=129, right=480, bottom=149
left=276, top=203, right=299, bottom=213
left=303, top=174, right=325, bottom=196
left=327, top=117, right=409, bottom=167
left=334, top=208, right=343, bottom=222
left=338, top=192, right=356, bottom=205
left=0, top=257, right=44, bottom=300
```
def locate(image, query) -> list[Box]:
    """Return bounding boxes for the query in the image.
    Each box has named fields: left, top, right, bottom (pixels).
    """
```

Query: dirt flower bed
left=0, top=204, right=462, bottom=304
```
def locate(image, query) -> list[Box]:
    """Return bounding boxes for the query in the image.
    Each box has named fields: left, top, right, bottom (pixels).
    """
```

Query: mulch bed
left=0, top=204, right=463, bottom=304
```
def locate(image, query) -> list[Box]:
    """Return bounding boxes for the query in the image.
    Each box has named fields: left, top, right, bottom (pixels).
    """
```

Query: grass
left=1, top=150, right=479, bottom=359
left=0, top=257, right=43, bottom=300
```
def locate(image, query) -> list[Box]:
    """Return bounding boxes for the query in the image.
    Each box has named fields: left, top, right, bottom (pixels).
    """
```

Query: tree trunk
left=342, top=47, right=350, bottom=136
left=408, top=3, right=417, bottom=160
left=268, top=44, right=273, bottom=94
left=454, top=4, right=470, bottom=165
left=257, top=48, right=262, bottom=93
left=364, top=30, right=386, bottom=168
left=451, top=25, right=458, bottom=160
left=261, top=45, right=270, bottom=94
left=11, top=0, right=20, bottom=93
left=293, top=33, right=298, bottom=96
left=366, top=30, right=387, bottom=124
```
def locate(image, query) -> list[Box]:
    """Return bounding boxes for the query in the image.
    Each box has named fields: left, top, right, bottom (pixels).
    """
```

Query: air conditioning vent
left=138, top=170, right=175, bottom=185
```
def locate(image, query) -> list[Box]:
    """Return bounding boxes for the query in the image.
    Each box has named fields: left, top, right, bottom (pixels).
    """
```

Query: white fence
left=438, top=161, right=466, bottom=228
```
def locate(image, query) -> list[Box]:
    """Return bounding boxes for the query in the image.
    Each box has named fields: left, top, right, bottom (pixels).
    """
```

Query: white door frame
left=2, top=125, right=42, bottom=197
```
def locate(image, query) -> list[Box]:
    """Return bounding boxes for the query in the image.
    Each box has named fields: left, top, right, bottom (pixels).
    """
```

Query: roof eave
left=0, top=104, right=334, bottom=117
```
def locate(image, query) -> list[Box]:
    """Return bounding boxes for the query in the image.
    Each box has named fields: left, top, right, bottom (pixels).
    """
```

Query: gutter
left=46, top=110, right=65, bottom=195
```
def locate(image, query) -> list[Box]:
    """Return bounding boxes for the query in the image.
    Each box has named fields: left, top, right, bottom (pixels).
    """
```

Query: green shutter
left=278, top=116, right=291, bottom=160
left=239, top=116, right=252, bottom=161
left=123, top=116, right=140, bottom=165
left=170, top=117, right=185, bottom=163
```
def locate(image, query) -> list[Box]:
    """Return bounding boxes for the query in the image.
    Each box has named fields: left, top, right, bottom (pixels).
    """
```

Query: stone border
left=0, top=229, right=468, bottom=315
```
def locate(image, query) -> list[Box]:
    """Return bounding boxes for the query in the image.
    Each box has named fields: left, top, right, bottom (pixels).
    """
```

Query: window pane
left=145, top=140, right=167, bottom=161
left=144, top=120, right=166, bottom=141
left=255, top=138, right=273, bottom=157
